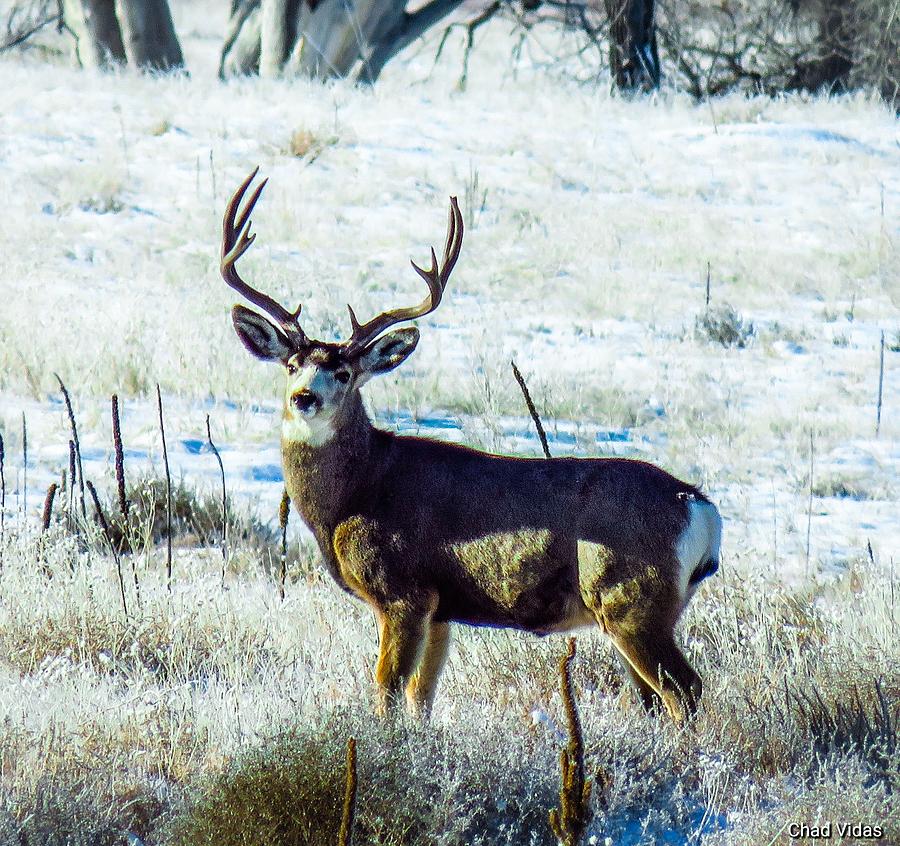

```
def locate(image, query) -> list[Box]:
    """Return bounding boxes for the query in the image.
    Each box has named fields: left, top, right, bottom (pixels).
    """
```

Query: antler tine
left=345, top=197, right=464, bottom=354
left=221, top=167, right=306, bottom=343
left=222, top=167, right=259, bottom=262
left=441, top=196, right=463, bottom=279
left=409, top=247, right=443, bottom=300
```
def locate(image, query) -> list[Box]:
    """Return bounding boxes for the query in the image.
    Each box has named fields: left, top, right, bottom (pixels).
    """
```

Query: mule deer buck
left=222, top=168, right=721, bottom=721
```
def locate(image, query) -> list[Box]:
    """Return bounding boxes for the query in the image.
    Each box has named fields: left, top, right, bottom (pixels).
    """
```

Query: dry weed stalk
left=86, top=479, right=128, bottom=618
left=206, top=414, right=228, bottom=584
left=805, top=429, right=815, bottom=577
left=37, top=480, right=57, bottom=577
left=705, top=261, right=711, bottom=312
left=66, top=439, right=76, bottom=534
left=876, top=330, right=885, bottom=437
left=338, top=736, right=358, bottom=846
left=111, top=394, right=129, bottom=523
left=112, top=395, right=140, bottom=601
left=278, top=489, right=290, bottom=601
left=21, top=412, right=27, bottom=517
left=156, top=384, right=173, bottom=590
left=0, top=430, right=5, bottom=545
left=549, top=637, right=592, bottom=846
left=511, top=360, right=551, bottom=459
left=54, top=374, right=85, bottom=518
left=41, top=483, right=57, bottom=532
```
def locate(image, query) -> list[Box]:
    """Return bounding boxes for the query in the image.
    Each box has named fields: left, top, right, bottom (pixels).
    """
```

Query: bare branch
left=0, top=1, right=60, bottom=52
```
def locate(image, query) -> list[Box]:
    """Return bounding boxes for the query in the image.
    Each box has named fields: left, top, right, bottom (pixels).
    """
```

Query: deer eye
left=286, top=362, right=298, bottom=375
left=334, top=370, right=351, bottom=384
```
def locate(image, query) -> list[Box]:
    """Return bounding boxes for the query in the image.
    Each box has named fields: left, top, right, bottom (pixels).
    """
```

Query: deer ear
left=358, top=328, right=420, bottom=375
left=232, top=305, right=293, bottom=362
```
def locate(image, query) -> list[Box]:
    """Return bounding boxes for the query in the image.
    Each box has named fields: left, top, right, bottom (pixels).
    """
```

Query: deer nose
left=292, top=390, right=321, bottom=414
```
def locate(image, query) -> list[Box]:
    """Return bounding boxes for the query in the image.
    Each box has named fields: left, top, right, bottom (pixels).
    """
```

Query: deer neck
left=280, top=391, right=383, bottom=531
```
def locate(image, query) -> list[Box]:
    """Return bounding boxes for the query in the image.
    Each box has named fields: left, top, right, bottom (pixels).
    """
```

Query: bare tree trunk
left=261, top=0, right=287, bottom=75
left=221, top=0, right=261, bottom=77
left=604, top=0, right=658, bottom=91
left=289, top=0, right=396, bottom=79
left=62, top=0, right=126, bottom=68
left=788, top=1, right=854, bottom=93
left=115, top=0, right=183, bottom=70
left=222, top=0, right=463, bottom=81
left=359, top=0, right=465, bottom=83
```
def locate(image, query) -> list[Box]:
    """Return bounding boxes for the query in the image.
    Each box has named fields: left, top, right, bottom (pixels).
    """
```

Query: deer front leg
left=373, top=597, right=435, bottom=717
left=406, top=621, right=451, bottom=717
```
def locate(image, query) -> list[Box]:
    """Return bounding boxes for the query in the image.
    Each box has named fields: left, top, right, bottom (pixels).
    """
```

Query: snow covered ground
left=1, top=22, right=896, bottom=578
left=0, top=1, right=897, bottom=842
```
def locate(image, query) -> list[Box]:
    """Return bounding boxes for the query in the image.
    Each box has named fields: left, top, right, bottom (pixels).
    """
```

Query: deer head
left=221, top=168, right=463, bottom=446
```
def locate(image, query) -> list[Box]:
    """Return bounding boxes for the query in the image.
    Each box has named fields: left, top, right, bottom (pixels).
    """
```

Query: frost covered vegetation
left=0, top=1, right=898, bottom=843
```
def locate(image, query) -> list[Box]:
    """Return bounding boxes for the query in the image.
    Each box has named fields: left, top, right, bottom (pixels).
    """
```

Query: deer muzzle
left=292, top=390, right=322, bottom=416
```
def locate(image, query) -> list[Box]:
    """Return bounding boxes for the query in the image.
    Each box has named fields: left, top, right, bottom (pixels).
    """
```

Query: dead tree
left=425, top=0, right=661, bottom=93
left=116, top=0, right=183, bottom=70
left=221, top=0, right=467, bottom=83
left=62, top=0, right=183, bottom=70
left=604, top=0, right=658, bottom=90
left=62, top=0, right=125, bottom=67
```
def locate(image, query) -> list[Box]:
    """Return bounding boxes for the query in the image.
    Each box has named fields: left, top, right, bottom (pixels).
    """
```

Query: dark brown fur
left=283, top=391, right=709, bottom=719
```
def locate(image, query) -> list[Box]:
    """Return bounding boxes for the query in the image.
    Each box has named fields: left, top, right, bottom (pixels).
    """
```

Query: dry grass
left=0, top=520, right=896, bottom=844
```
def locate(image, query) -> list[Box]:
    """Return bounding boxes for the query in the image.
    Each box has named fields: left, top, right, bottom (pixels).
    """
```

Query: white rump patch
left=676, top=498, right=722, bottom=603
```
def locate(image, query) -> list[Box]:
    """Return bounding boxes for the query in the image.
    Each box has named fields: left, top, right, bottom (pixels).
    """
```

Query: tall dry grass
left=0, top=502, right=896, bottom=844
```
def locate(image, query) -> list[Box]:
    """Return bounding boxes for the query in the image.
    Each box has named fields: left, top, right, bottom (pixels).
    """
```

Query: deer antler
left=221, top=167, right=308, bottom=348
left=345, top=197, right=464, bottom=355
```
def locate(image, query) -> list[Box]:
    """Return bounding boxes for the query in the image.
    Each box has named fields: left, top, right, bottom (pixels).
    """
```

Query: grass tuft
left=287, top=128, right=338, bottom=161
left=0, top=775, right=139, bottom=846
left=790, top=679, right=898, bottom=786
left=103, top=475, right=277, bottom=561
left=810, top=474, right=890, bottom=501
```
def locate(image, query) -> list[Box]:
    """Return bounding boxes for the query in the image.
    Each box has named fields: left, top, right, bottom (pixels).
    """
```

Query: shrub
left=459, top=0, right=897, bottom=104
left=791, top=679, right=899, bottom=787
left=163, top=708, right=558, bottom=846
left=103, top=475, right=279, bottom=562
left=656, top=0, right=899, bottom=104
left=694, top=304, right=755, bottom=348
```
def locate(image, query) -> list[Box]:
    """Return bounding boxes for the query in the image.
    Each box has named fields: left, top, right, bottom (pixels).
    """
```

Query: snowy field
left=0, top=1, right=898, bottom=843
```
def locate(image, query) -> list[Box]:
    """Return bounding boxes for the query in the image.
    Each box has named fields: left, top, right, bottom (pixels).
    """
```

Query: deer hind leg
left=373, top=594, right=437, bottom=718
left=406, top=621, right=451, bottom=718
left=578, top=546, right=700, bottom=722
left=611, top=643, right=661, bottom=712
left=610, top=626, right=702, bottom=722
